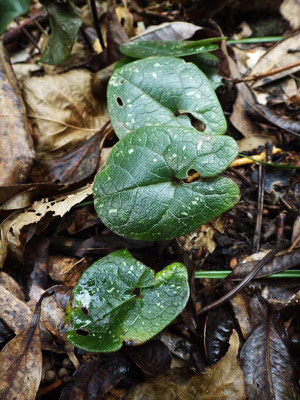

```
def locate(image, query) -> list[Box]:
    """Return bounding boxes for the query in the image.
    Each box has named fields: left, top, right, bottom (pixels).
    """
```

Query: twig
left=89, top=0, right=105, bottom=50
left=197, top=243, right=286, bottom=315
left=14, top=19, right=41, bottom=53
left=225, top=61, right=300, bottom=84
left=253, top=162, right=265, bottom=252
left=2, top=13, right=48, bottom=45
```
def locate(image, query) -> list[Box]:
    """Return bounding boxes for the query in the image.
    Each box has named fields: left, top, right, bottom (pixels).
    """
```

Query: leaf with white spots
left=93, top=125, right=239, bottom=241
left=107, top=57, right=227, bottom=138
left=120, top=38, right=222, bottom=59
left=66, top=250, right=189, bottom=352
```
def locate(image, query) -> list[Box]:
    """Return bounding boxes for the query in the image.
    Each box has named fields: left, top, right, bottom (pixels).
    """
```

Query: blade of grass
left=195, top=270, right=300, bottom=279
left=238, top=154, right=300, bottom=170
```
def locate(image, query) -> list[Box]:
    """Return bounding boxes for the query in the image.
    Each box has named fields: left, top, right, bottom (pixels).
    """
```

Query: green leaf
left=39, top=1, right=82, bottom=65
left=93, top=125, right=239, bottom=241
left=107, top=57, right=227, bottom=138
left=120, top=38, right=223, bottom=59
left=0, top=0, right=29, bottom=35
left=185, top=52, right=223, bottom=90
left=66, top=250, right=189, bottom=352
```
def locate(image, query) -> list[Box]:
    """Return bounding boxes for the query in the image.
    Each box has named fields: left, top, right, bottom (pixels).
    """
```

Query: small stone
left=58, top=368, right=70, bottom=378
left=62, top=358, right=73, bottom=369
left=44, top=370, right=56, bottom=382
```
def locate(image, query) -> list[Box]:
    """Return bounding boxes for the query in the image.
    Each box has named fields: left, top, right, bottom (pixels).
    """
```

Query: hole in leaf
left=171, top=176, right=181, bottom=185
left=173, top=110, right=180, bottom=117
left=119, top=78, right=125, bottom=84
left=133, top=287, right=143, bottom=299
left=75, top=328, right=90, bottom=336
left=120, top=17, right=125, bottom=26
left=185, top=113, right=206, bottom=131
left=116, top=97, right=124, bottom=107
left=81, top=307, right=89, bottom=315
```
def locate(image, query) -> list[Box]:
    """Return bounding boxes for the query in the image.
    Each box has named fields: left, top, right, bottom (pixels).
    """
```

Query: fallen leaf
left=132, top=21, right=200, bottom=42
left=280, top=0, right=300, bottom=29
left=126, top=340, right=172, bottom=376
left=48, top=255, right=89, bottom=286
left=230, top=293, right=251, bottom=339
left=0, top=43, right=34, bottom=185
left=22, top=70, right=108, bottom=160
left=127, top=330, right=246, bottom=400
left=240, top=295, right=299, bottom=400
left=251, top=33, right=300, bottom=88
left=30, top=131, right=102, bottom=183
left=1, top=184, right=92, bottom=258
left=0, top=313, right=42, bottom=400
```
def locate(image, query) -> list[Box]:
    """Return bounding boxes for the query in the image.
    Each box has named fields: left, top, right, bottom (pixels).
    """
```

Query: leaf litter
left=0, top=1, right=299, bottom=399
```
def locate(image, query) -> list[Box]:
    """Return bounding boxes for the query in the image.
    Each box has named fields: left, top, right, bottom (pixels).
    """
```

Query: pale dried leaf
left=132, top=21, right=200, bottom=42
left=0, top=316, right=42, bottom=400
left=22, top=70, right=109, bottom=160
left=0, top=43, right=34, bottom=184
left=280, top=0, right=300, bottom=29
left=48, top=255, right=89, bottom=285
left=0, top=272, right=25, bottom=300
left=230, top=293, right=252, bottom=339
left=251, top=33, right=300, bottom=88
left=1, top=185, right=92, bottom=256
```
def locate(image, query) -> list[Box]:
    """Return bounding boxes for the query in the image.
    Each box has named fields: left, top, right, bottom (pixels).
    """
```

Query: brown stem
left=197, top=243, right=286, bottom=315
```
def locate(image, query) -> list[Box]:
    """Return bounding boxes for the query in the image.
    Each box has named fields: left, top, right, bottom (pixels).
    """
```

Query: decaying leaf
left=0, top=185, right=92, bottom=259
left=132, top=21, right=201, bottom=42
left=0, top=314, right=42, bottom=400
left=0, top=43, right=34, bottom=185
left=22, top=70, right=109, bottom=160
left=240, top=295, right=299, bottom=400
left=30, top=132, right=102, bottom=184
left=280, top=0, right=300, bottom=29
left=127, top=330, right=246, bottom=400
left=48, top=255, right=89, bottom=286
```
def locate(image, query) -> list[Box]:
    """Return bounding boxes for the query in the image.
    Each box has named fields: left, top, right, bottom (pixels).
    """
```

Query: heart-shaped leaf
left=107, top=57, right=227, bottom=138
left=66, top=250, right=189, bottom=352
left=120, top=38, right=222, bottom=59
left=93, top=125, right=239, bottom=241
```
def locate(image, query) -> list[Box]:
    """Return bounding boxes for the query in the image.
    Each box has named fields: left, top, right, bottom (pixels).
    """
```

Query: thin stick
left=253, top=161, right=265, bottom=252
left=14, top=19, right=41, bottom=53
left=197, top=244, right=285, bottom=315
left=225, top=61, right=300, bottom=84
left=89, top=0, right=105, bottom=50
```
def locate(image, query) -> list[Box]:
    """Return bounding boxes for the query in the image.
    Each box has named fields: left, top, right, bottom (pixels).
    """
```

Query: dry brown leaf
left=230, top=293, right=252, bottom=339
left=251, top=33, right=300, bottom=88
left=0, top=285, right=33, bottom=335
left=0, top=314, right=42, bottom=400
left=178, top=217, right=225, bottom=255
left=22, top=70, right=109, bottom=160
left=128, top=331, right=246, bottom=400
left=0, top=43, right=34, bottom=185
left=238, top=135, right=278, bottom=153
left=0, top=185, right=92, bottom=260
left=48, top=255, right=89, bottom=285
left=280, top=0, right=300, bottom=29
left=0, top=271, right=25, bottom=300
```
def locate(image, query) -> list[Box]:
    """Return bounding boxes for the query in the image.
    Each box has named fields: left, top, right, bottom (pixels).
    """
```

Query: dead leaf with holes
left=22, top=70, right=109, bottom=160
left=0, top=185, right=92, bottom=262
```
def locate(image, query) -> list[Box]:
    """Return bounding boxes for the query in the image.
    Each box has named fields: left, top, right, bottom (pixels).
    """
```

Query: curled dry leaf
left=0, top=185, right=92, bottom=259
left=132, top=21, right=201, bottom=42
left=0, top=314, right=42, bottom=400
left=128, top=330, right=245, bottom=400
left=0, top=43, right=34, bottom=185
left=280, top=0, right=300, bottom=29
left=22, top=70, right=109, bottom=160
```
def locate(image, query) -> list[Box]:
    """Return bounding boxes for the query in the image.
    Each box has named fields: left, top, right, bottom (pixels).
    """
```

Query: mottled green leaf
left=93, top=125, right=239, bottom=241
left=107, top=57, right=227, bottom=138
left=120, top=38, right=223, bottom=59
left=0, top=0, right=29, bottom=35
left=40, top=1, right=82, bottom=65
left=66, top=250, right=189, bottom=352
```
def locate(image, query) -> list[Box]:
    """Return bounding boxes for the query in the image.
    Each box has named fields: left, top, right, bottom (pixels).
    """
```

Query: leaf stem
left=227, top=36, right=283, bottom=44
